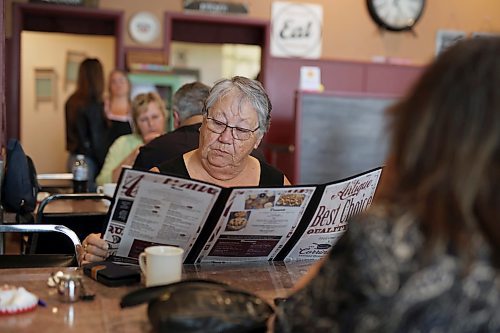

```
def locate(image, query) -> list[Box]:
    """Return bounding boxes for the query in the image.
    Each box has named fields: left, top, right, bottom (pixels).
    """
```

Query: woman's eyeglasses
left=205, top=116, right=259, bottom=141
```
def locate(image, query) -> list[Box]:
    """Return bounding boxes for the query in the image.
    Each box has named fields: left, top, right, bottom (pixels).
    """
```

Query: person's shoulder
left=349, top=205, right=395, bottom=233
left=65, top=93, right=76, bottom=103
left=257, top=159, right=285, bottom=186
left=144, top=132, right=172, bottom=147
left=144, top=124, right=200, bottom=149
left=65, top=94, right=79, bottom=108
left=347, top=204, right=422, bottom=251
left=178, top=123, right=202, bottom=132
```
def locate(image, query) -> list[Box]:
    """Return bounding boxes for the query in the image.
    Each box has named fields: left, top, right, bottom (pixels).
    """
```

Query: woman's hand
left=81, top=233, right=109, bottom=264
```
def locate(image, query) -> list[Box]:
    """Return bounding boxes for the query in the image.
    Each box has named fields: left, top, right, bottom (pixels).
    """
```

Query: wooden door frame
left=7, top=2, right=124, bottom=140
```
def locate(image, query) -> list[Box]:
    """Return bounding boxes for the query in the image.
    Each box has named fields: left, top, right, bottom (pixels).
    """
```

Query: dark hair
left=383, top=37, right=500, bottom=262
left=173, top=81, right=210, bottom=122
left=73, top=58, right=104, bottom=106
left=205, top=76, right=272, bottom=135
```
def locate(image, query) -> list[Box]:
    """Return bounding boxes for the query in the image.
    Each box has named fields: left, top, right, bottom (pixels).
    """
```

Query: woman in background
left=65, top=58, right=109, bottom=191
left=96, top=92, right=167, bottom=185
left=105, top=69, right=133, bottom=144
left=276, top=37, right=500, bottom=332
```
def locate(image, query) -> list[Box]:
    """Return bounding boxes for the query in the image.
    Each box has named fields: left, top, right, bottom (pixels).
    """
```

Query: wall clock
left=128, top=12, right=160, bottom=44
left=366, top=0, right=425, bottom=32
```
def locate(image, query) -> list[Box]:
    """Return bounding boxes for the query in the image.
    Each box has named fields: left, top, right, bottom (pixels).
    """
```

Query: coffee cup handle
left=139, top=252, right=147, bottom=275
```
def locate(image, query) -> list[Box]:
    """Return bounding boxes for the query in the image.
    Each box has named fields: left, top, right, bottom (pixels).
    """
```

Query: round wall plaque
left=128, top=12, right=160, bottom=44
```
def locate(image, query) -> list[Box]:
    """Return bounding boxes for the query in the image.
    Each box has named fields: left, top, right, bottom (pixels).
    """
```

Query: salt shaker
left=57, top=274, right=82, bottom=303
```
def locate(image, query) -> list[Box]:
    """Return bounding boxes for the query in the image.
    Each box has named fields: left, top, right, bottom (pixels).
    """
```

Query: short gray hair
left=173, top=81, right=210, bottom=122
left=204, top=76, right=272, bottom=135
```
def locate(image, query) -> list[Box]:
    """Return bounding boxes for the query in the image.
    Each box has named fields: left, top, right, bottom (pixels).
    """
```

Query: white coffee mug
left=97, top=183, right=117, bottom=198
left=139, top=246, right=184, bottom=287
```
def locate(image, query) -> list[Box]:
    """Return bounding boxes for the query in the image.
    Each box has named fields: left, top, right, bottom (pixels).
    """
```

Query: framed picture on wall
left=65, top=50, right=87, bottom=90
left=35, top=68, right=57, bottom=108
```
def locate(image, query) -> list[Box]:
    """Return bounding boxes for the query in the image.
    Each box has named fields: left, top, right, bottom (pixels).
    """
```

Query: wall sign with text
left=271, top=2, right=323, bottom=59
left=184, top=0, right=248, bottom=14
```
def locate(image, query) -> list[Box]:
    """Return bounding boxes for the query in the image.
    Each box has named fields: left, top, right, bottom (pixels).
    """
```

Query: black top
left=157, top=155, right=284, bottom=186
left=65, top=95, right=80, bottom=154
left=107, top=120, right=132, bottom=146
left=133, top=123, right=267, bottom=170
left=65, top=96, right=110, bottom=168
left=133, top=123, right=201, bottom=171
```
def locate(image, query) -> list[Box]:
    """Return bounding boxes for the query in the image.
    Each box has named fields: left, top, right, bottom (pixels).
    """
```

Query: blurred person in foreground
left=95, top=92, right=167, bottom=185
left=81, top=76, right=290, bottom=262
left=275, top=37, right=500, bottom=332
left=133, top=81, right=266, bottom=171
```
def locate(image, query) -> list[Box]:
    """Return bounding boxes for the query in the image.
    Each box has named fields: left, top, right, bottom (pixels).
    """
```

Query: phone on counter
left=83, top=261, right=141, bottom=287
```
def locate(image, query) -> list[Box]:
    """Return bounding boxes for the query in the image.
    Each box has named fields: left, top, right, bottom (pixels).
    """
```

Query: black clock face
left=367, top=0, right=425, bottom=32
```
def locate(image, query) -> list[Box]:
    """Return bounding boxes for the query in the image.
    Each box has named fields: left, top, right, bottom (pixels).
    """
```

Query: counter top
left=0, top=261, right=315, bottom=332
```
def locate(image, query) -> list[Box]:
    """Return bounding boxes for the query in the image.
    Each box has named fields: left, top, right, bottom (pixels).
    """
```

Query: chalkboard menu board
left=296, top=92, right=397, bottom=184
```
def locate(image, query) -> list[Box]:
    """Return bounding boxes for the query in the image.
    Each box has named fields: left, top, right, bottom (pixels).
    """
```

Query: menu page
left=284, top=168, right=382, bottom=261
left=196, top=186, right=317, bottom=263
left=104, top=169, right=222, bottom=264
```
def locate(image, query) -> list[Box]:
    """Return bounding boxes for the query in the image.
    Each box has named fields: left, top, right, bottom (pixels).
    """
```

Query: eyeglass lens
left=206, top=117, right=256, bottom=140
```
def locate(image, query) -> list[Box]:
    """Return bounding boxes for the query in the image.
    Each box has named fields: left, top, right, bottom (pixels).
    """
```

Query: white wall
left=21, top=31, right=115, bottom=173
left=170, top=42, right=224, bottom=86
left=222, top=44, right=261, bottom=80
left=170, top=42, right=261, bottom=85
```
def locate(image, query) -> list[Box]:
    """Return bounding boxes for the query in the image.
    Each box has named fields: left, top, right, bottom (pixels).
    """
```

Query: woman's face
left=109, top=71, right=130, bottom=97
left=136, top=101, right=166, bottom=143
left=199, top=91, right=262, bottom=169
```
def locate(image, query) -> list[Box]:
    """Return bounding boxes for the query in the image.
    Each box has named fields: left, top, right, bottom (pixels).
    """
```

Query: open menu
left=102, top=167, right=382, bottom=264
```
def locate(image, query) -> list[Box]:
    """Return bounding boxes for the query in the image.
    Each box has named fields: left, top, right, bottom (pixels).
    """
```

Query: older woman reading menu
left=82, top=76, right=290, bottom=263
left=152, top=76, right=291, bottom=187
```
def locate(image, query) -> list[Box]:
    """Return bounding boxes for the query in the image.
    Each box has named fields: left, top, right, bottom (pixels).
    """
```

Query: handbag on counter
left=120, top=279, right=275, bottom=333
